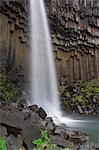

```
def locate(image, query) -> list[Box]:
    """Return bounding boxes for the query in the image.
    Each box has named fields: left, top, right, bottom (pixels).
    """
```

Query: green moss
left=0, top=73, right=18, bottom=102
left=95, top=88, right=99, bottom=94
left=73, top=95, right=88, bottom=104
left=59, top=80, right=99, bottom=109
left=32, top=130, right=71, bottom=150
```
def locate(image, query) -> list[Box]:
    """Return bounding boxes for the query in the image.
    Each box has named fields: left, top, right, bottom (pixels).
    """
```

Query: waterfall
left=28, top=1, right=99, bottom=145
left=29, top=0, right=89, bottom=126
left=29, top=0, right=62, bottom=119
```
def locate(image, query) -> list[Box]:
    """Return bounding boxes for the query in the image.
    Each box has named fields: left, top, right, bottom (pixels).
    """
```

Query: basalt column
left=45, top=0, right=99, bottom=81
left=0, top=0, right=99, bottom=81
left=0, top=0, right=29, bottom=73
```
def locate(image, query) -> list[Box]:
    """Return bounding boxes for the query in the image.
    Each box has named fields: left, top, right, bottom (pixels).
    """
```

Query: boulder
left=0, top=125, right=7, bottom=137
left=20, top=125, right=41, bottom=149
left=7, top=134, right=21, bottom=150
left=29, top=105, right=39, bottom=112
left=37, top=107, right=47, bottom=120
left=50, top=135, right=76, bottom=150
left=0, top=110, right=25, bottom=129
left=45, top=122, right=55, bottom=132
left=45, top=117, right=53, bottom=123
left=77, top=105, right=83, bottom=114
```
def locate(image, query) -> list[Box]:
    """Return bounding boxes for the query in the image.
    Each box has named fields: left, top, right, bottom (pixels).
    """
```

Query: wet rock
left=37, top=107, right=47, bottom=120
left=17, top=99, right=28, bottom=109
left=59, top=131, right=69, bottom=140
left=45, top=117, right=53, bottom=123
left=29, top=105, right=39, bottom=112
left=50, top=135, right=76, bottom=149
left=54, top=124, right=67, bottom=135
left=41, top=120, right=47, bottom=127
left=46, top=122, right=55, bottom=132
left=54, top=126, right=63, bottom=135
left=65, top=128, right=75, bottom=137
left=77, top=105, right=83, bottom=114
left=10, top=103, right=18, bottom=109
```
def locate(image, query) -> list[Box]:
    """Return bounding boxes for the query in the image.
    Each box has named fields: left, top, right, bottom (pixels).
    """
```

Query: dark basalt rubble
left=0, top=102, right=91, bottom=150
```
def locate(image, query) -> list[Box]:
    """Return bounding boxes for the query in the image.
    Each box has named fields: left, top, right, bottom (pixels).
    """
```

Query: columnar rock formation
left=0, top=0, right=99, bottom=80
left=0, top=0, right=29, bottom=73
left=45, top=0, right=99, bottom=80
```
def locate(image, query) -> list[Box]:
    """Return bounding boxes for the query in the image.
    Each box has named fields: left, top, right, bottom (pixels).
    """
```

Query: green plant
left=58, top=85, right=65, bottom=95
left=74, top=95, right=88, bottom=104
left=0, top=73, right=18, bottom=102
left=33, top=130, right=57, bottom=150
left=32, top=130, right=71, bottom=150
left=95, top=88, right=99, bottom=94
left=0, top=137, right=7, bottom=150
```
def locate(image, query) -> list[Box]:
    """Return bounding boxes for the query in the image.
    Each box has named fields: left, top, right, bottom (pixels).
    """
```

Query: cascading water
left=29, top=0, right=95, bottom=129
left=29, top=0, right=62, bottom=119
left=29, top=0, right=86, bottom=125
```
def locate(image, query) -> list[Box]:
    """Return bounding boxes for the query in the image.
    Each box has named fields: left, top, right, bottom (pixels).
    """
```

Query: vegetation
left=32, top=130, right=70, bottom=150
left=0, top=73, right=18, bottom=102
left=59, top=80, right=99, bottom=109
left=0, top=137, right=7, bottom=150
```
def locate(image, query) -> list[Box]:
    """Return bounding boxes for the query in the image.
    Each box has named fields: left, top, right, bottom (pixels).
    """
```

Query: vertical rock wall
left=0, top=0, right=99, bottom=81
left=0, top=0, right=29, bottom=73
left=45, top=0, right=99, bottom=80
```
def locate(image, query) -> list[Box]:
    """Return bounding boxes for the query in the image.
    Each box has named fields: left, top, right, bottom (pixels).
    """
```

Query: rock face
left=0, top=0, right=99, bottom=80
left=0, top=0, right=29, bottom=74
left=45, top=0, right=99, bottom=80
left=59, top=80, right=99, bottom=115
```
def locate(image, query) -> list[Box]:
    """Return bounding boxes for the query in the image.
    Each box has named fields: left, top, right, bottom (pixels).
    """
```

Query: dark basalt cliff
left=0, top=0, right=29, bottom=73
left=45, top=0, right=99, bottom=80
left=0, top=0, right=99, bottom=80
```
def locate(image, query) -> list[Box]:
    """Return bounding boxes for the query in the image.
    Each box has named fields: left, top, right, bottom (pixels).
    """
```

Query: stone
left=37, top=107, right=47, bottom=120
left=50, top=135, right=76, bottom=150
left=70, top=134, right=88, bottom=144
left=17, top=99, right=28, bottom=109
left=7, top=134, right=20, bottom=150
left=20, top=125, right=41, bottom=149
left=0, top=110, right=25, bottom=129
left=29, top=105, right=38, bottom=112
left=0, top=125, right=7, bottom=137
left=41, top=121, right=47, bottom=127
left=59, top=131, right=69, bottom=140
left=54, top=125, right=67, bottom=135
left=46, top=122, right=55, bottom=132
left=73, top=88, right=78, bottom=93
left=10, top=103, right=18, bottom=108
left=77, top=105, right=83, bottom=114
left=45, top=117, right=53, bottom=123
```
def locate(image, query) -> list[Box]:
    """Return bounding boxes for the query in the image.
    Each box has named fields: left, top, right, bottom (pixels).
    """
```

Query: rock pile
left=0, top=102, right=89, bottom=150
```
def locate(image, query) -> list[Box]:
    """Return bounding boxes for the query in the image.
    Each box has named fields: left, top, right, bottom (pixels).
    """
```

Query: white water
left=30, top=0, right=62, bottom=118
left=29, top=0, right=89, bottom=126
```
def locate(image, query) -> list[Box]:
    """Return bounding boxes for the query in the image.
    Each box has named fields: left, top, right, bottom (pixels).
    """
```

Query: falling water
left=29, top=0, right=88, bottom=124
left=29, top=0, right=63, bottom=119
left=29, top=1, right=99, bottom=141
